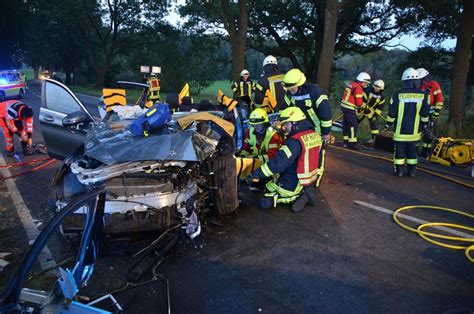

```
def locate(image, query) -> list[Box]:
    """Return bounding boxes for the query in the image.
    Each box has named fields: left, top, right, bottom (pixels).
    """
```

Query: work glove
left=245, top=172, right=259, bottom=185
left=431, top=110, right=440, bottom=120
left=322, top=134, right=331, bottom=144
left=383, top=124, right=390, bottom=132
left=21, top=141, right=34, bottom=155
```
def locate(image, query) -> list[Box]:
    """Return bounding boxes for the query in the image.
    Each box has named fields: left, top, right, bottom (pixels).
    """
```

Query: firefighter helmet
left=283, top=69, right=306, bottom=88
left=263, top=55, right=277, bottom=67
left=240, top=69, right=250, bottom=76
left=249, top=108, right=269, bottom=125
left=356, top=72, right=371, bottom=83
left=373, top=80, right=385, bottom=90
left=401, top=68, right=419, bottom=80
left=279, top=106, right=306, bottom=123
left=417, top=68, right=429, bottom=79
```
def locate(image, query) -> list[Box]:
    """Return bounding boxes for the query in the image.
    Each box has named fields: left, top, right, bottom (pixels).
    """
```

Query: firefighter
left=358, top=79, right=386, bottom=144
left=384, top=68, right=430, bottom=177
left=340, top=72, right=371, bottom=149
left=0, top=100, right=34, bottom=156
left=282, top=68, right=332, bottom=142
left=254, top=55, right=286, bottom=113
left=240, top=108, right=282, bottom=163
left=247, top=107, right=323, bottom=212
left=231, top=69, right=255, bottom=108
left=417, top=68, right=444, bottom=157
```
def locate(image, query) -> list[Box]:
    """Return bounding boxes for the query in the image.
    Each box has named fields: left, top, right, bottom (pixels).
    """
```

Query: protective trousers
left=394, top=141, right=417, bottom=175
left=358, top=115, right=379, bottom=137
left=264, top=180, right=303, bottom=207
left=0, top=118, right=30, bottom=152
left=421, top=119, right=435, bottom=156
left=342, top=107, right=358, bottom=146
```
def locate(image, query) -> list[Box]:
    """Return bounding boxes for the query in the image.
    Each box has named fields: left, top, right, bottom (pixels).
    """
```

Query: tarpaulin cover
left=84, top=121, right=220, bottom=165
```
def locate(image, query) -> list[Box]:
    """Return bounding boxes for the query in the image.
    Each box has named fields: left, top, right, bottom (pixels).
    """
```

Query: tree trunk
left=232, top=37, right=246, bottom=82
left=33, top=63, right=40, bottom=80
left=316, top=0, right=341, bottom=92
left=230, top=0, right=248, bottom=82
left=449, top=0, right=474, bottom=124
left=95, top=68, right=106, bottom=89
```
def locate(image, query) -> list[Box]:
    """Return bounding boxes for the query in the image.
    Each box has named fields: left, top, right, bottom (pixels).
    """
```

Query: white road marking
left=354, top=200, right=474, bottom=239
left=0, top=154, right=58, bottom=272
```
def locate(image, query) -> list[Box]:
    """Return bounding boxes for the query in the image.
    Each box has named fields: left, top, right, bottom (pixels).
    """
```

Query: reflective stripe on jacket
left=290, top=129, right=322, bottom=186
left=387, top=89, right=430, bottom=142
left=340, top=81, right=364, bottom=110
left=421, top=80, right=444, bottom=111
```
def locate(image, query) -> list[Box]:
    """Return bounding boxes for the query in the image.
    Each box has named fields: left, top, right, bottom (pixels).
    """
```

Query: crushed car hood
left=84, top=112, right=231, bottom=165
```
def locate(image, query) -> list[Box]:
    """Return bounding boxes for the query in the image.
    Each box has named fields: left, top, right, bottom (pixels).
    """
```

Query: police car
left=0, top=70, right=27, bottom=100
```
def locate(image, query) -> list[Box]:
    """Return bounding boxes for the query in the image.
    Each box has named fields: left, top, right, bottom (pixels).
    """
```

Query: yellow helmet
left=249, top=108, right=269, bottom=125
left=283, top=69, right=306, bottom=88
left=279, top=106, right=306, bottom=123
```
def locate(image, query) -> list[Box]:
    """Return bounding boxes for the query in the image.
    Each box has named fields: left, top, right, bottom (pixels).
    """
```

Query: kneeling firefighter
left=247, top=107, right=323, bottom=212
left=240, top=108, right=282, bottom=163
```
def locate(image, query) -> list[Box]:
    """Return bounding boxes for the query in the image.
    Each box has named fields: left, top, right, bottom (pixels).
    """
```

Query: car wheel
left=18, top=89, right=25, bottom=99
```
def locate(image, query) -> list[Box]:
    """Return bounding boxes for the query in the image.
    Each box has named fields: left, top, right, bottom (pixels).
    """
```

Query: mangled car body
left=40, top=79, right=238, bottom=238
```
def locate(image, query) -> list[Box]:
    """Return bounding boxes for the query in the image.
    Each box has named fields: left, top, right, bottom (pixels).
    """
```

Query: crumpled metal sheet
left=84, top=122, right=220, bottom=165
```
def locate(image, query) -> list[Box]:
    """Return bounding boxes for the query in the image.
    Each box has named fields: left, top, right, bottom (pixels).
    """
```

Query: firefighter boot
left=394, top=165, right=403, bottom=177
left=21, top=141, right=33, bottom=156
left=406, top=165, right=416, bottom=178
left=291, top=193, right=308, bottom=212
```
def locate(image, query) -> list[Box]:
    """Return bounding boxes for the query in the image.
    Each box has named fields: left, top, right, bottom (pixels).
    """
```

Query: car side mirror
left=63, top=111, right=92, bottom=132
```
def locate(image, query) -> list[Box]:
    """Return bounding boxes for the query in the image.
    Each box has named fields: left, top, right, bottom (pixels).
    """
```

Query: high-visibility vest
left=0, top=100, right=33, bottom=133
left=290, top=129, right=322, bottom=186
left=245, top=126, right=278, bottom=162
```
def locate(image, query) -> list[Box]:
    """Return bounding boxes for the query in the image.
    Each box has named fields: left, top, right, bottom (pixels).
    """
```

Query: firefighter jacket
left=386, top=88, right=430, bottom=142
left=254, top=120, right=321, bottom=190
left=255, top=65, right=286, bottom=112
left=340, top=81, right=364, bottom=110
left=0, top=100, right=33, bottom=135
left=284, top=82, right=333, bottom=136
left=358, top=87, right=385, bottom=119
left=421, top=80, right=444, bottom=112
left=232, top=78, right=255, bottom=99
left=241, top=125, right=282, bottom=163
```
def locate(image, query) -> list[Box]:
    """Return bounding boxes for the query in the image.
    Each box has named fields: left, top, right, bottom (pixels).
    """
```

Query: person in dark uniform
left=385, top=68, right=430, bottom=177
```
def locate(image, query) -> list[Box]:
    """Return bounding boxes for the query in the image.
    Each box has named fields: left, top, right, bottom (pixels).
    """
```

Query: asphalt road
left=0, top=81, right=473, bottom=313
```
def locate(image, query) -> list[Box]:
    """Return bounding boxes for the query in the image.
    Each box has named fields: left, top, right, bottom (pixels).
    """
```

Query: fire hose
left=0, top=158, right=57, bottom=180
left=393, top=205, right=474, bottom=262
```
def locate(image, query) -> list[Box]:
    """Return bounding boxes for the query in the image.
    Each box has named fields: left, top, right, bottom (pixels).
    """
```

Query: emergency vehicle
left=0, top=70, right=27, bottom=100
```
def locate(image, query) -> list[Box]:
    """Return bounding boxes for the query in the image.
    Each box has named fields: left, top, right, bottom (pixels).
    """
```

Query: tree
left=247, top=0, right=420, bottom=85
left=180, top=0, right=249, bottom=82
left=62, top=0, right=168, bottom=88
left=316, top=0, right=343, bottom=92
left=449, top=0, right=473, bottom=123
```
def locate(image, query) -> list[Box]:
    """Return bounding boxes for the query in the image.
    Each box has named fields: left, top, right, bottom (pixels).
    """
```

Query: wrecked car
left=39, top=79, right=239, bottom=239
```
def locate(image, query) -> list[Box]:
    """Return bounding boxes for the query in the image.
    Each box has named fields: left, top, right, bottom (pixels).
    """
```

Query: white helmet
left=356, top=72, right=371, bottom=83
left=263, top=55, right=277, bottom=67
left=401, top=67, right=419, bottom=80
left=416, top=68, right=429, bottom=79
left=373, top=79, right=385, bottom=90
left=240, top=69, right=250, bottom=76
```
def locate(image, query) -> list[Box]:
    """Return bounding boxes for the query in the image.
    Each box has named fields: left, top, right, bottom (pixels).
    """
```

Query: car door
left=39, top=79, right=96, bottom=160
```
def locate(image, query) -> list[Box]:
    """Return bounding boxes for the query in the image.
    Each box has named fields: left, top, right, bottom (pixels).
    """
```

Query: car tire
left=18, top=89, right=25, bottom=99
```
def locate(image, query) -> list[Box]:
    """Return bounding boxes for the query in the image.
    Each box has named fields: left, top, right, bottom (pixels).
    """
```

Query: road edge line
left=0, top=154, right=58, bottom=272
left=354, top=200, right=474, bottom=239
